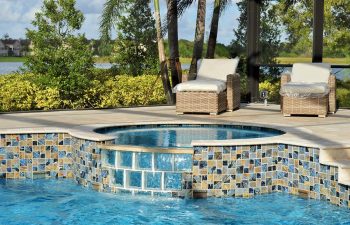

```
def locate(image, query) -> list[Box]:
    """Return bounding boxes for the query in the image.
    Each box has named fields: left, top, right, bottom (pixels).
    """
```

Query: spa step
left=320, top=148, right=350, bottom=164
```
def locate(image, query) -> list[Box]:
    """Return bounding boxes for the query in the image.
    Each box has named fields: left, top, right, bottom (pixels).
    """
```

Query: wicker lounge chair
left=173, top=58, right=240, bottom=115
left=280, top=63, right=336, bottom=117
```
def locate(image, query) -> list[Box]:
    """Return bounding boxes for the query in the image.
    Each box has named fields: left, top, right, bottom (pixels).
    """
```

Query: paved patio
left=0, top=103, right=349, bottom=149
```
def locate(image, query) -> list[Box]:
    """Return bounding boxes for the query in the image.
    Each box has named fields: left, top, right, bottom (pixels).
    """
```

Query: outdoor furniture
left=173, top=58, right=240, bottom=115
left=280, top=63, right=336, bottom=117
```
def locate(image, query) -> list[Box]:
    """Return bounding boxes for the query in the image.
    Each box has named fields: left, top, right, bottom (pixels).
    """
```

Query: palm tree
left=100, top=0, right=175, bottom=104
left=99, top=0, right=127, bottom=42
left=154, top=0, right=174, bottom=104
left=167, top=0, right=181, bottom=87
left=206, top=0, right=230, bottom=58
left=189, top=0, right=206, bottom=77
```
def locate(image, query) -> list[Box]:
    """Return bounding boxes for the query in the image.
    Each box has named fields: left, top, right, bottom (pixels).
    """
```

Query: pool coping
left=0, top=120, right=349, bottom=150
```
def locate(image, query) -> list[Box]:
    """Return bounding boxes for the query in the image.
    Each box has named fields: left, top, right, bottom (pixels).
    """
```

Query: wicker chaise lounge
left=280, top=63, right=336, bottom=117
left=173, top=58, right=240, bottom=115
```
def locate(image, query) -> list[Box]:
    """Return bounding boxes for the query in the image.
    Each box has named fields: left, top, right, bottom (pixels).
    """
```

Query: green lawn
left=276, top=57, right=349, bottom=64
left=0, top=57, right=26, bottom=62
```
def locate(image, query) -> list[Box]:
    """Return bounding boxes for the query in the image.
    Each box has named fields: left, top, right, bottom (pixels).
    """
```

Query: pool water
left=97, top=124, right=284, bottom=148
left=0, top=179, right=349, bottom=225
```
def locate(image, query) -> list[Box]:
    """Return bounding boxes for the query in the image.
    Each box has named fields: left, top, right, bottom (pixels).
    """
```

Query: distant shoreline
left=0, top=56, right=349, bottom=64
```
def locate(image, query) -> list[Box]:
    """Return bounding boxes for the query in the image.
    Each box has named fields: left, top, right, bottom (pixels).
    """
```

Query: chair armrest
left=328, top=74, right=336, bottom=113
left=227, top=73, right=240, bottom=111
left=280, top=73, right=291, bottom=86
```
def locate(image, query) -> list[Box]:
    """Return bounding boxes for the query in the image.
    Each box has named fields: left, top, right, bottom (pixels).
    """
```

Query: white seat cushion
left=197, top=57, right=239, bottom=81
left=280, top=82, right=330, bottom=98
left=173, top=79, right=226, bottom=94
left=291, top=63, right=331, bottom=83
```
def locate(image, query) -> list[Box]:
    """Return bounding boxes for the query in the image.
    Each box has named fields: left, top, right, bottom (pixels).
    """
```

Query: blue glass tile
left=11, top=139, right=19, bottom=146
left=164, top=172, right=182, bottom=190
left=155, top=153, right=173, bottom=171
left=137, top=153, right=152, bottom=169
left=107, top=151, right=116, bottom=166
left=20, top=134, right=28, bottom=140
left=38, top=139, right=45, bottom=146
left=58, top=151, right=66, bottom=158
left=129, top=171, right=142, bottom=188
left=20, top=159, right=27, bottom=166
left=63, top=138, right=71, bottom=145
left=174, top=154, right=192, bottom=171
left=146, top=172, right=161, bottom=189
left=44, top=134, right=54, bottom=140
left=0, top=147, right=5, bottom=154
left=114, top=169, right=124, bottom=187
left=120, top=152, right=133, bottom=168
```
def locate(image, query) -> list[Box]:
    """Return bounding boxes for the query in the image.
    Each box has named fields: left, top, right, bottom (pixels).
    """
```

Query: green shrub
left=99, top=75, right=166, bottom=108
left=0, top=74, right=38, bottom=111
left=259, top=80, right=281, bottom=103
left=337, top=88, right=350, bottom=108
left=0, top=73, right=166, bottom=112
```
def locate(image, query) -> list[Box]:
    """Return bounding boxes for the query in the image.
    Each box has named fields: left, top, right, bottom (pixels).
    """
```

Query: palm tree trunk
left=206, top=0, right=220, bottom=59
left=167, top=0, right=181, bottom=88
left=189, top=0, right=206, bottom=78
left=154, top=0, right=174, bottom=104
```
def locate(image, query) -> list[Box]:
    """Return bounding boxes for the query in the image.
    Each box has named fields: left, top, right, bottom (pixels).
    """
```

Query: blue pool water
left=0, top=179, right=349, bottom=225
left=96, top=124, right=284, bottom=148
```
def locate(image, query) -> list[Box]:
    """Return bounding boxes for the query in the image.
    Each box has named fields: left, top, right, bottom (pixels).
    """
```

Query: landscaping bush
left=0, top=73, right=166, bottom=112
left=337, top=88, right=350, bottom=108
left=259, top=80, right=281, bottom=103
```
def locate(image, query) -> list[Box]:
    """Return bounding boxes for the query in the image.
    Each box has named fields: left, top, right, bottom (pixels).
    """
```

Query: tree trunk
left=167, top=0, right=181, bottom=89
left=189, top=0, right=206, bottom=78
left=154, top=0, right=174, bottom=104
left=206, top=0, right=220, bottom=59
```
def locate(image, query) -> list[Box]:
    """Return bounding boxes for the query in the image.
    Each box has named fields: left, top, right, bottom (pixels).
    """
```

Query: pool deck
left=0, top=103, right=349, bottom=150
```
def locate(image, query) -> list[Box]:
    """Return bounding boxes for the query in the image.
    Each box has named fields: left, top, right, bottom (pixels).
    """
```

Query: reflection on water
left=110, top=127, right=281, bottom=148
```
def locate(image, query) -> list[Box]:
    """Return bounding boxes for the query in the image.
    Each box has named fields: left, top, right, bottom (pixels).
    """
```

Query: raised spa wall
left=0, top=132, right=350, bottom=208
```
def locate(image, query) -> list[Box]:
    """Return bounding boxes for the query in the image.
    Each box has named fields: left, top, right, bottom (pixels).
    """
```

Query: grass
left=0, top=57, right=26, bottom=62
left=276, top=57, right=349, bottom=64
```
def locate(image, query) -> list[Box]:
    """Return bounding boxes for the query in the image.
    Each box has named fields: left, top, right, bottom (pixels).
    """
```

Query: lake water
left=0, top=62, right=191, bottom=75
left=0, top=62, right=348, bottom=80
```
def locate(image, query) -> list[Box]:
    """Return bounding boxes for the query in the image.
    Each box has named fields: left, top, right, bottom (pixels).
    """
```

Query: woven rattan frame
left=280, top=74, right=336, bottom=117
left=176, top=73, right=240, bottom=115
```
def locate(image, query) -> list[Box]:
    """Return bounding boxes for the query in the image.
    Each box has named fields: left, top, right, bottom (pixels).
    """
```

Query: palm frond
left=99, top=0, right=126, bottom=41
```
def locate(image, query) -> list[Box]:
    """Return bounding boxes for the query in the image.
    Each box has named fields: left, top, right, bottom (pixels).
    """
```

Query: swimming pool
left=95, top=124, right=284, bottom=148
left=0, top=179, right=349, bottom=225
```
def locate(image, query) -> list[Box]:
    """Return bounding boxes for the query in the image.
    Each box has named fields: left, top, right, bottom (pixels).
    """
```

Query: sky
left=0, top=0, right=240, bottom=45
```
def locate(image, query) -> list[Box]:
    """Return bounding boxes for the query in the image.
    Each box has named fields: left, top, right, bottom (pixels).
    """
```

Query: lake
left=0, top=62, right=348, bottom=80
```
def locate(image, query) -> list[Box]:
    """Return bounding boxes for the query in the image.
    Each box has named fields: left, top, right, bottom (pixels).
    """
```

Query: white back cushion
left=197, top=57, right=239, bottom=81
left=291, top=63, right=331, bottom=83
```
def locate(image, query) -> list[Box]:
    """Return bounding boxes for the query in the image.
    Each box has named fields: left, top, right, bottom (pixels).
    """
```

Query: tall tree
left=167, top=0, right=181, bottom=87
left=189, top=0, right=206, bottom=78
left=206, top=0, right=230, bottom=58
left=111, top=0, right=158, bottom=75
left=25, top=0, right=94, bottom=107
left=154, top=0, right=174, bottom=104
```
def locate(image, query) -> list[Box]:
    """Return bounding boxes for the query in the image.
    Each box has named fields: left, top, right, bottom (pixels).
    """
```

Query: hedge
left=0, top=73, right=166, bottom=112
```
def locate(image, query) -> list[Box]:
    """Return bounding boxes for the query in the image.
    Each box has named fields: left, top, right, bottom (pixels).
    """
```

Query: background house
left=0, top=39, right=31, bottom=56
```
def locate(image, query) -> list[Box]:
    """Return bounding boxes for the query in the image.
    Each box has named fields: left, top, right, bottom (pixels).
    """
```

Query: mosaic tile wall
left=0, top=133, right=73, bottom=179
left=1, top=131, right=349, bottom=208
left=192, top=144, right=350, bottom=208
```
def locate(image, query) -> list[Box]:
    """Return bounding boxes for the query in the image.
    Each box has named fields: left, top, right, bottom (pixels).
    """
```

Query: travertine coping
left=99, top=144, right=193, bottom=154
left=0, top=120, right=348, bottom=150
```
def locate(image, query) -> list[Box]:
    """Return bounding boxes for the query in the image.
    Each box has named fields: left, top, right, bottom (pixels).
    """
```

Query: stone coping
left=0, top=120, right=349, bottom=150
